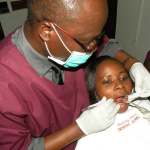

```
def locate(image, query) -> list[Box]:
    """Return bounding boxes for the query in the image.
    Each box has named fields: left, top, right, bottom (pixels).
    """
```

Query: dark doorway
left=0, top=22, right=5, bottom=41
left=104, top=0, right=118, bottom=39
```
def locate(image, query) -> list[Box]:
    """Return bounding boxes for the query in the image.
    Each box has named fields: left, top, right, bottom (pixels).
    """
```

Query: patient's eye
left=103, top=80, right=112, bottom=85
left=120, top=76, right=128, bottom=81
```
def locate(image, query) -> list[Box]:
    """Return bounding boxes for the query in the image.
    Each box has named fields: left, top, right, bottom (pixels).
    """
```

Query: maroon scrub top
left=145, top=50, right=150, bottom=62
left=0, top=30, right=108, bottom=150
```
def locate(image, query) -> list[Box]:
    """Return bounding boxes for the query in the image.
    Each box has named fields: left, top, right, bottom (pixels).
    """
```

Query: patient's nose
left=115, top=80, right=125, bottom=90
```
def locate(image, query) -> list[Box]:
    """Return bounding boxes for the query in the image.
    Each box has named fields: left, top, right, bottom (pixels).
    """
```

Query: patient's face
left=95, top=59, right=132, bottom=113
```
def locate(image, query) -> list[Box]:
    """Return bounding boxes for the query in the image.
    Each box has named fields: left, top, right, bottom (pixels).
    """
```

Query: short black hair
left=27, top=0, right=82, bottom=27
left=85, top=55, right=123, bottom=104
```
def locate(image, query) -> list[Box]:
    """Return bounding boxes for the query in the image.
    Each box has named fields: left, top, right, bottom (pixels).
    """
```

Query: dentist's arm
left=44, top=97, right=119, bottom=150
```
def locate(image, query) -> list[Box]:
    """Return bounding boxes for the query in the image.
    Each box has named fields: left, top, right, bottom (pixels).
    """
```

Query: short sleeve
left=98, top=39, right=122, bottom=58
left=26, top=137, right=44, bottom=150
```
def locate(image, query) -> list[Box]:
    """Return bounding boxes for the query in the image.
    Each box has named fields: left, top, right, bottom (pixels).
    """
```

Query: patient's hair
left=85, top=56, right=123, bottom=104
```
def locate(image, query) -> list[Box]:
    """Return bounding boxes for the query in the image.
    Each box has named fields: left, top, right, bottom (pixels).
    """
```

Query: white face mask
left=45, top=23, right=92, bottom=68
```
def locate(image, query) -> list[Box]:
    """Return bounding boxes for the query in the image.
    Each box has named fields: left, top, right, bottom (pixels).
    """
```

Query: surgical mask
left=44, top=23, right=92, bottom=68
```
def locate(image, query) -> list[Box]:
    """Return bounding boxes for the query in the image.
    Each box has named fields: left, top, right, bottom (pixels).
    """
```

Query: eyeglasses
left=50, top=21, right=105, bottom=53
left=37, top=20, right=104, bottom=53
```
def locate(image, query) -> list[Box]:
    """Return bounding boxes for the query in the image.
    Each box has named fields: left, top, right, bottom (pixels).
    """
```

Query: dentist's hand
left=76, top=97, right=120, bottom=135
left=127, top=93, right=140, bottom=102
left=129, top=62, right=150, bottom=98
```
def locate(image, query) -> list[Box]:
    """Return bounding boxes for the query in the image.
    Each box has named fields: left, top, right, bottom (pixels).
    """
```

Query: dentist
left=0, top=0, right=150, bottom=150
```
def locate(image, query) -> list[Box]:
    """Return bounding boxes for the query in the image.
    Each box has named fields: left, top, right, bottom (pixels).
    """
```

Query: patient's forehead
left=99, top=58, right=122, bottom=67
left=96, top=59, right=126, bottom=75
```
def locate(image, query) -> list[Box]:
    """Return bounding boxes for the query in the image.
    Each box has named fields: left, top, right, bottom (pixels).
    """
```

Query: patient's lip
left=115, top=96, right=125, bottom=102
left=115, top=96, right=127, bottom=110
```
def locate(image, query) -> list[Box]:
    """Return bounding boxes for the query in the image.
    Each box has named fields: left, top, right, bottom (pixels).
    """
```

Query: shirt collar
left=13, top=24, right=53, bottom=77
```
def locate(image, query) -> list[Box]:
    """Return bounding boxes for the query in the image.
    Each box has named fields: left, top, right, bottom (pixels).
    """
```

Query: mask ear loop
left=44, top=41, right=52, bottom=56
left=50, top=23, right=72, bottom=53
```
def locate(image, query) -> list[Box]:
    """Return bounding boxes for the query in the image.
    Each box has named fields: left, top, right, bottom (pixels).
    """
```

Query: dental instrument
left=82, top=90, right=150, bottom=112
left=118, top=100, right=150, bottom=115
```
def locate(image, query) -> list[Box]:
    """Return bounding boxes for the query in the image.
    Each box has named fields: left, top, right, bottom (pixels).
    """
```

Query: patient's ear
left=37, top=21, right=53, bottom=42
left=94, top=91, right=100, bottom=101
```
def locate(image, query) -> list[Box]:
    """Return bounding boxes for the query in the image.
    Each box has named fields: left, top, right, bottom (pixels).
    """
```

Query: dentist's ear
left=37, top=21, right=53, bottom=42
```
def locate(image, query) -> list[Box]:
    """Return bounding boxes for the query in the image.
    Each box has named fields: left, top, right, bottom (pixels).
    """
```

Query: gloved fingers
left=86, top=97, right=107, bottom=109
left=76, top=98, right=119, bottom=135
left=141, top=79, right=148, bottom=90
left=96, top=96, right=107, bottom=105
left=106, top=103, right=119, bottom=114
left=128, top=93, right=140, bottom=102
left=90, top=98, right=114, bottom=112
left=100, top=117, right=116, bottom=131
left=100, top=98, right=114, bottom=109
left=128, top=91, right=150, bottom=102
left=139, top=91, right=150, bottom=98
left=135, top=86, right=142, bottom=93
left=108, top=116, right=116, bottom=126
left=134, top=75, right=142, bottom=93
left=133, top=64, right=150, bottom=94
left=107, top=104, right=120, bottom=119
left=139, top=79, right=150, bottom=97
left=134, top=77, right=150, bottom=94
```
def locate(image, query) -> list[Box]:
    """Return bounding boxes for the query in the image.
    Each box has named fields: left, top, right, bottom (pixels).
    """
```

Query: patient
left=75, top=56, right=150, bottom=150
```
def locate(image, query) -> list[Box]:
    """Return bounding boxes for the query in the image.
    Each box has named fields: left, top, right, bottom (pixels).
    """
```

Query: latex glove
left=143, top=113, right=150, bottom=121
left=127, top=93, right=140, bottom=102
left=76, top=97, right=120, bottom=135
left=129, top=62, right=150, bottom=99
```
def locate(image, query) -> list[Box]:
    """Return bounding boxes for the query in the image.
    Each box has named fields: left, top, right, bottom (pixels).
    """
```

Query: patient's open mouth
left=115, top=96, right=127, bottom=110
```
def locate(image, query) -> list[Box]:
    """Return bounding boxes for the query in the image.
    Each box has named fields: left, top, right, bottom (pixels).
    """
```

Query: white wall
left=116, top=0, right=150, bottom=63
left=0, top=0, right=27, bottom=37
left=0, top=12, right=27, bottom=36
